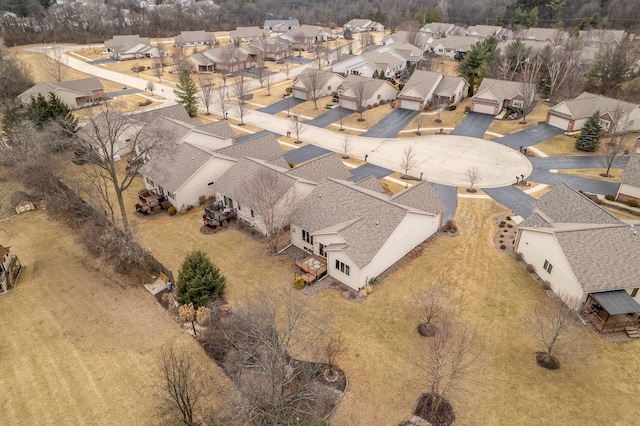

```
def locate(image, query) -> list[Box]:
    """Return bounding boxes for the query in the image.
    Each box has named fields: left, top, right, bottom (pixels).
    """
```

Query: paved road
left=306, top=107, right=352, bottom=128
left=430, top=183, right=458, bottom=223
left=88, top=57, right=116, bottom=65
left=484, top=186, right=536, bottom=217
left=528, top=169, right=621, bottom=195
left=361, top=108, right=418, bottom=138
left=258, top=97, right=305, bottom=115
left=450, top=112, right=494, bottom=138
left=284, top=144, right=331, bottom=164
left=494, top=124, right=564, bottom=149
left=105, top=88, right=142, bottom=98
left=530, top=156, right=630, bottom=169
left=349, top=163, right=394, bottom=181
left=236, top=130, right=280, bottom=143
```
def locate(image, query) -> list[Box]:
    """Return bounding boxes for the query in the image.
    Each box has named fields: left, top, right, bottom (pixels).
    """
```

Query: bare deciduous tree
left=600, top=107, right=634, bottom=177
left=156, top=345, right=207, bottom=426
left=320, top=333, right=347, bottom=377
left=196, top=74, right=215, bottom=115
left=465, top=166, right=480, bottom=192
left=352, top=82, right=368, bottom=122
left=415, top=113, right=424, bottom=135
left=42, top=46, right=68, bottom=83
left=527, top=294, right=586, bottom=370
left=213, top=84, right=229, bottom=119
left=231, top=74, right=251, bottom=125
left=519, top=55, right=541, bottom=124
left=75, top=102, right=174, bottom=236
left=291, top=113, right=304, bottom=144
left=340, top=135, right=351, bottom=159
left=414, top=280, right=449, bottom=337
left=400, top=145, right=417, bottom=177
left=146, top=80, right=155, bottom=95
left=543, top=48, right=581, bottom=101
left=415, top=316, right=481, bottom=425
left=303, top=69, right=326, bottom=110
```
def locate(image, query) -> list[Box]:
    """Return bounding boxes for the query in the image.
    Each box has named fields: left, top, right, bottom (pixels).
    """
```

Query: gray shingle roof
left=214, top=132, right=286, bottom=166
left=391, top=181, right=446, bottom=215
left=435, top=76, right=467, bottom=98
left=57, top=77, right=103, bottom=94
left=131, top=104, right=191, bottom=124
left=548, top=92, right=638, bottom=120
left=175, top=30, right=216, bottom=45
left=621, top=152, right=640, bottom=187
left=398, top=70, right=443, bottom=100
left=291, top=178, right=443, bottom=268
left=355, top=175, right=385, bottom=193
left=139, top=142, right=211, bottom=193
left=555, top=226, right=640, bottom=292
left=293, top=69, right=340, bottom=92
left=285, top=153, right=351, bottom=182
left=473, top=78, right=533, bottom=104
left=529, top=184, right=621, bottom=225
left=198, top=120, right=235, bottom=139
left=340, top=75, right=394, bottom=100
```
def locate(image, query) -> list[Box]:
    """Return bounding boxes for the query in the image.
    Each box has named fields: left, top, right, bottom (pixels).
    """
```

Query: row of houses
left=76, top=103, right=446, bottom=291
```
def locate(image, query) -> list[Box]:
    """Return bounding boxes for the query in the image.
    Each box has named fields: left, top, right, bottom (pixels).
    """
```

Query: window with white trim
left=543, top=259, right=553, bottom=274
left=302, top=229, right=313, bottom=244
left=335, top=259, right=350, bottom=276
left=512, top=99, right=524, bottom=108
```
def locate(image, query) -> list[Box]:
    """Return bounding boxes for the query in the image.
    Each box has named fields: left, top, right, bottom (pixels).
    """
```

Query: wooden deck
left=295, top=254, right=327, bottom=284
left=588, top=312, right=640, bottom=333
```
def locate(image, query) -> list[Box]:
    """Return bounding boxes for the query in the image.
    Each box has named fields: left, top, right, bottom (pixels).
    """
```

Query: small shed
left=11, top=191, right=35, bottom=214
left=1, top=245, right=22, bottom=293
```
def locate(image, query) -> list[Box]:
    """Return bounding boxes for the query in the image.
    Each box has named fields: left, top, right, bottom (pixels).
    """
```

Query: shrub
left=288, top=161, right=294, bottom=168
left=506, top=216, right=512, bottom=220
left=499, top=223, right=505, bottom=227
left=507, top=224, right=513, bottom=228
left=285, top=87, right=292, bottom=93
left=605, top=194, right=615, bottom=201
left=447, top=104, right=457, bottom=111
left=373, top=102, right=379, bottom=107
left=627, top=200, right=639, bottom=208
left=500, top=244, right=506, bottom=249
left=293, top=277, right=305, bottom=289
left=541, top=281, right=551, bottom=290
left=199, top=195, right=206, bottom=204
left=168, top=206, right=177, bottom=215
left=525, top=263, right=535, bottom=273
left=379, top=99, right=386, bottom=105
left=514, top=252, right=523, bottom=261
left=177, top=250, right=226, bottom=308
left=499, top=239, right=503, bottom=243
left=500, top=221, right=506, bottom=225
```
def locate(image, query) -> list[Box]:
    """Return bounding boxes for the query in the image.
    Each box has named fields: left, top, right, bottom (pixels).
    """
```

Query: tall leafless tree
left=527, top=294, right=586, bottom=370
left=340, top=135, right=352, bottom=159
left=213, top=84, right=229, bottom=119
left=414, top=280, right=449, bottom=337
left=42, top=46, right=68, bottom=83
left=351, top=82, right=368, bottom=122
left=400, top=145, right=417, bottom=177
left=156, top=345, right=207, bottom=426
left=543, top=48, right=581, bottom=101
left=415, top=113, right=425, bottom=135
left=75, top=102, right=175, bottom=237
left=519, top=55, right=541, bottom=124
left=146, top=80, right=155, bottom=95
left=291, top=113, right=304, bottom=144
left=197, top=74, right=215, bottom=115
left=465, top=166, right=480, bottom=192
left=231, top=74, right=251, bottom=125
left=600, top=106, right=634, bottom=177
left=303, top=69, right=326, bottom=109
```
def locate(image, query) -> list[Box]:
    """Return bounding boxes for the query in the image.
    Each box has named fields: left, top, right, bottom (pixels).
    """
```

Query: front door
left=223, top=196, right=233, bottom=208
left=318, top=243, right=326, bottom=258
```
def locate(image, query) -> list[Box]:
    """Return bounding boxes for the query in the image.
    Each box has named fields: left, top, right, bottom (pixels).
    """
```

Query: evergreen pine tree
left=174, top=70, right=198, bottom=117
left=177, top=250, right=226, bottom=308
left=575, top=110, right=603, bottom=152
left=27, top=93, right=78, bottom=136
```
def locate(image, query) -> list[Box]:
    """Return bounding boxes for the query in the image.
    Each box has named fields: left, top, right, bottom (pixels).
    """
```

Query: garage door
left=399, top=99, right=421, bottom=111
left=340, top=99, right=357, bottom=111
left=293, top=89, right=307, bottom=100
left=472, top=102, right=496, bottom=115
left=547, top=113, right=570, bottom=131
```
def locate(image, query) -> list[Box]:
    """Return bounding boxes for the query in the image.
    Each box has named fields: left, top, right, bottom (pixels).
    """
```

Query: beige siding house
left=471, top=78, right=535, bottom=115
left=292, top=69, right=344, bottom=101
left=515, top=184, right=640, bottom=332
left=290, top=179, right=445, bottom=290
left=18, top=77, right=104, bottom=109
left=397, top=70, right=468, bottom=111
left=338, top=75, right=397, bottom=111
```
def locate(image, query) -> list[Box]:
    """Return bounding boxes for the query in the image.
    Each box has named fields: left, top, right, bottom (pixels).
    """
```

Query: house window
left=599, top=119, right=611, bottom=132
left=146, top=177, right=154, bottom=186
left=208, top=181, right=214, bottom=186
left=319, top=243, right=326, bottom=258
left=167, top=192, right=175, bottom=200
left=327, top=85, right=331, bottom=90
left=377, top=94, right=381, bottom=100
left=302, top=229, right=313, bottom=245
left=512, top=99, right=524, bottom=108
left=543, top=260, right=553, bottom=274
left=335, top=259, right=350, bottom=276
left=157, top=186, right=165, bottom=196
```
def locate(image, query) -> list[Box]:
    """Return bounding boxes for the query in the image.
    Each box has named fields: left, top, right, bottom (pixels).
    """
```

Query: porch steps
left=625, top=326, right=640, bottom=339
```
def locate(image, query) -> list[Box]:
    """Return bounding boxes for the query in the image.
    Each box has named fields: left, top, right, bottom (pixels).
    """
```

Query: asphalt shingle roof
left=198, top=120, right=235, bottom=139
left=285, top=153, right=351, bottom=182
left=473, top=78, right=533, bottom=104
left=621, top=152, right=640, bottom=187
left=548, top=92, right=639, bottom=120
left=391, top=181, right=447, bottom=215
left=355, top=175, right=385, bottom=193
left=214, top=132, right=286, bottom=166
left=398, top=70, right=443, bottom=100
left=139, top=142, right=211, bottom=193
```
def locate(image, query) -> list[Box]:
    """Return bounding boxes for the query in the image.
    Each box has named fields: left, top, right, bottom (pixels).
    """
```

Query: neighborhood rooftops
left=548, top=92, right=640, bottom=121
left=214, top=132, right=287, bottom=167
left=473, top=78, right=533, bottom=104
left=285, top=153, right=351, bottom=183
left=621, top=152, right=640, bottom=187
left=139, top=142, right=211, bottom=193
left=291, top=179, right=443, bottom=268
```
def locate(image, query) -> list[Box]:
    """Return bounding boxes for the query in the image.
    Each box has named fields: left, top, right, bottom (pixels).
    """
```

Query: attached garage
left=293, top=89, right=308, bottom=100
left=398, top=98, right=422, bottom=111
left=340, top=99, right=358, bottom=111
left=472, top=102, right=497, bottom=115
left=547, top=113, right=571, bottom=131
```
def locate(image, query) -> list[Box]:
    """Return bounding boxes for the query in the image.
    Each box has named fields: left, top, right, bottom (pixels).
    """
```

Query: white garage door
left=472, top=102, right=496, bottom=115
left=341, top=99, right=357, bottom=111
left=293, top=89, right=307, bottom=100
left=400, top=99, right=421, bottom=111
left=547, top=114, right=570, bottom=131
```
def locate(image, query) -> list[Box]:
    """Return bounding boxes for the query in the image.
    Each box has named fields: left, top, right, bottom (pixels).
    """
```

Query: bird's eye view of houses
left=1, top=0, right=639, bottom=425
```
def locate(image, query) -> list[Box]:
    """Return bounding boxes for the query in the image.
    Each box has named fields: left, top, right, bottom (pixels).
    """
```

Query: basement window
left=543, top=259, right=553, bottom=274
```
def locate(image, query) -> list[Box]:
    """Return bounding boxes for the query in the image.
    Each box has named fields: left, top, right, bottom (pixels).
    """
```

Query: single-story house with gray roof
left=471, top=78, right=535, bottom=115
left=264, top=19, right=299, bottom=33
left=616, top=149, right=640, bottom=204
left=18, top=77, right=104, bottom=109
left=338, top=75, right=397, bottom=111
left=174, top=30, right=217, bottom=48
left=290, top=179, right=445, bottom=290
left=515, top=183, right=640, bottom=332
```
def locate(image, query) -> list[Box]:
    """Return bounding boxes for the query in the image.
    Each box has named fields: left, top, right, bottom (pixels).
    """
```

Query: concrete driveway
left=450, top=112, right=494, bottom=137
left=361, top=108, right=418, bottom=138
left=88, top=57, right=116, bottom=65
left=284, top=144, right=331, bottom=165
left=530, top=156, right=630, bottom=170
left=430, top=183, right=458, bottom=223
left=483, top=186, right=536, bottom=217
left=528, top=169, right=621, bottom=195
left=258, top=97, right=305, bottom=115
left=306, top=107, right=352, bottom=128
left=493, top=124, right=564, bottom=149
left=236, top=130, right=280, bottom=143
left=105, top=88, right=142, bottom=98
left=349, top=163, right=394, bottom=181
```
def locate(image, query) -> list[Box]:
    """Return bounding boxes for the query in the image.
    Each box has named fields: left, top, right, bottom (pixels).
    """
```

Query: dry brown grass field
left=487, top=98, right=550, bottom=135
left=535, top=133, right=638, bottom=156
left=558, top=168, right=623, bottom=181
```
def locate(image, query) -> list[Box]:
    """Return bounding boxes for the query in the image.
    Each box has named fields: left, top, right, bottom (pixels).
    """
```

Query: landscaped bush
left=605, top=194, right=615, bottom=201
left=379, top=99, right=386, bottom=105
left=507, top=224, right=513, bottom=228
left=447, top=105, right=457, bottom=111
left=499, top=240, right=503, bottom=243
left=526, top=264, right=535, bottom=273
left=627, top=200, right=639, bottom=207
left=293, top=277, right=305, bottom=289
left=167, top=206, right=177, bottom=216
left=542, top=281, right=551, bottom=290
left=515, top=252, right=523, bottom=261
left=500, top=221, right=506, bottom=226
left=506, top=216, right=512, bottom=220
left=500, top=244, right=506, bottom=249
left=288, top=161, right=294, bottom=168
